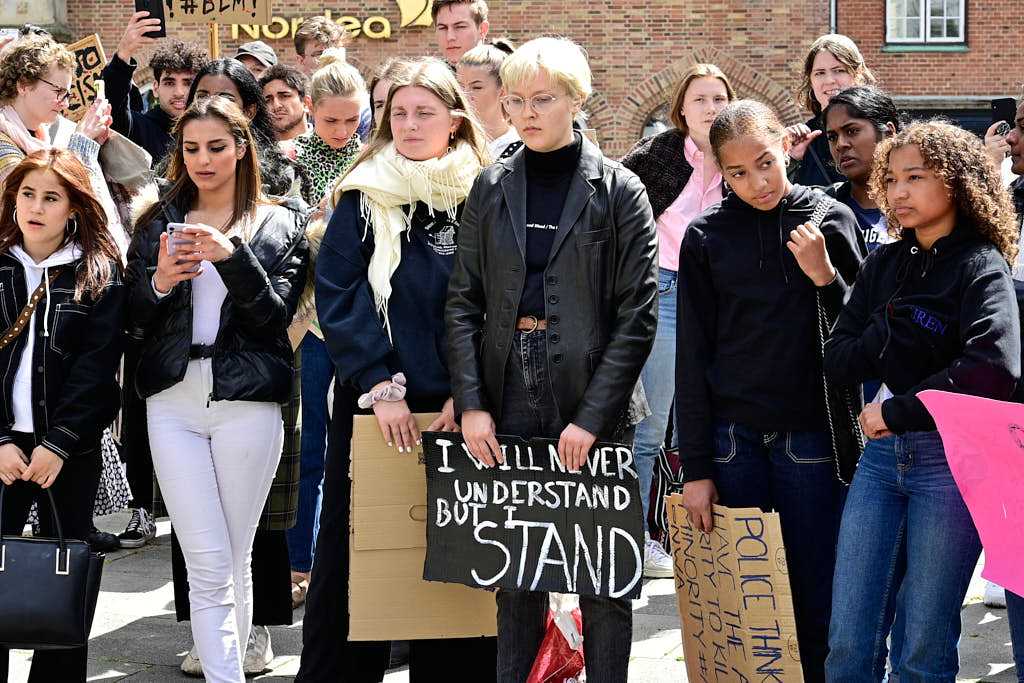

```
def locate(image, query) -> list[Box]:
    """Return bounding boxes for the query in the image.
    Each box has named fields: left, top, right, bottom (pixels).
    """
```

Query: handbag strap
left=808, top=192, right=865, bottom=485
left=0, top=269, right=61, bottom=353
left=0, top=484, right=67, bottom=551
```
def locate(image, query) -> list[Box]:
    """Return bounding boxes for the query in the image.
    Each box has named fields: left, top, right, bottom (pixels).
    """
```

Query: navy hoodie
left=825, top=226, right=1020, bottom=433
left=677, top=184, right=864, bottom=482
left=315, top=191, right=461, bottom=402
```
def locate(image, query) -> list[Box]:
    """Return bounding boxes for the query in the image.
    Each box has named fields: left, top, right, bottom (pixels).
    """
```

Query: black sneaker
left=88, top=526, right=121, bottom=553
left=118, top=508, right=156, bottom=549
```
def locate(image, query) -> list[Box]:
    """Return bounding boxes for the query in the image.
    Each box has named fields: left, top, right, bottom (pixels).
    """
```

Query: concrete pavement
left=5, top=511, right=1018, bottom=681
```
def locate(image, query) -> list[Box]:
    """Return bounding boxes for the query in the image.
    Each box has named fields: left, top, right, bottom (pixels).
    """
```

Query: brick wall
left=69, top=1, right=1020, bottom=156
left=838, top=0, right=1023, bottom=99
left=66, top=0, right=841, bottom=156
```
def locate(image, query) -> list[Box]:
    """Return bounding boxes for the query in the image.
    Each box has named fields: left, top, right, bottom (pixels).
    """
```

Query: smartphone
left=992, top=97, right=1017, bottom=128
left=166, top=223, right=200, bottom=272
left=134, top=0, right=167, bottom=38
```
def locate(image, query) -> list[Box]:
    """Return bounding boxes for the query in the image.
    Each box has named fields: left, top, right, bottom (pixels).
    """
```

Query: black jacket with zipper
left=825, top=226, right=1020, bottom=433
left=126, top=196, right=309, bottom=403
left=0, top=256, right=126, bottom=459
left=446, top=137, right=658, bottom=438
left=677, top=184, right=865, bottom=482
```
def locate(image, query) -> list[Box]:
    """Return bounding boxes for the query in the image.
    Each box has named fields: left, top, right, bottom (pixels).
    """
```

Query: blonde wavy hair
left=0, top=34, right=74, bottom=102
left=309, top=48, right=366, bottom=108
left=868, top=120, right=1020, bottom=265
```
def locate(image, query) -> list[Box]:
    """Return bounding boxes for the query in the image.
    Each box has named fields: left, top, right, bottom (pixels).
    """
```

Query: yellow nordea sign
left=231, top=0, right=433, bottom=41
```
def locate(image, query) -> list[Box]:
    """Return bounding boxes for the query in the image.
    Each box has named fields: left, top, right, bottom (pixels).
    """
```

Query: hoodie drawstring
left=42, top=265, right=52, bottom=337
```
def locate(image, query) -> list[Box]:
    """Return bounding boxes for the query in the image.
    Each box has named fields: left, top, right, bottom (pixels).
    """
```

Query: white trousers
left=147, top=360, right=283, bottom=683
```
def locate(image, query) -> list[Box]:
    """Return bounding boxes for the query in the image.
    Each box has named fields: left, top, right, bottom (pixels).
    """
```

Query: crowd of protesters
left=0, top=0, right=1022, bottom=681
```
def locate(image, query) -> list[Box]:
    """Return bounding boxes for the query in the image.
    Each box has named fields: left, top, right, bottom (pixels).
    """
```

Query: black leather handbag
left=0, top=484, right=105, bottom=649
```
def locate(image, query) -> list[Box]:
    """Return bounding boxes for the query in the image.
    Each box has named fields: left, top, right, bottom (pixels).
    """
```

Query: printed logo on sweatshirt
left=909, top=305, right=948, bottom=335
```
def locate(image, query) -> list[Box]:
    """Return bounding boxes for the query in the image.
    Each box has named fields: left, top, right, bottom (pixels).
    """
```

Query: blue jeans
left=1009, top=590, right=1024, bottom=682
left=287, top=333, right=333, bottom=573
left=495, top=330, right=633, bottom=683
left=632, top=268, right=677, bottom=531
left=712, top=420, right=844, bottom=683
left=827, top=432, right=982, bottom=682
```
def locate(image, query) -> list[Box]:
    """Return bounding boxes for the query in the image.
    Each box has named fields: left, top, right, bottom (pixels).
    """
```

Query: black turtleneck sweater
left=518, top=133, right=583, bottom=318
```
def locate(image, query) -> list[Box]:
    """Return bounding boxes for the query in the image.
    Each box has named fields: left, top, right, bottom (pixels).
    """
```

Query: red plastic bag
left=526, top=603, right=584, bottom=683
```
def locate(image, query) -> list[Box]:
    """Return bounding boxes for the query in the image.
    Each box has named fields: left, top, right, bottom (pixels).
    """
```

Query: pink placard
left=918, top=390, right=1024, bottom=596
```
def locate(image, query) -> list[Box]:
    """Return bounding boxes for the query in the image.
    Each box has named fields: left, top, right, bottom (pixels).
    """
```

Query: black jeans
left=296, top=387, right=496, bottom=682
left=121, top=339, right=153, bottom=512
left=0, top=432, right=101, bottom=683
left=495, top=331, right=633, bottom=683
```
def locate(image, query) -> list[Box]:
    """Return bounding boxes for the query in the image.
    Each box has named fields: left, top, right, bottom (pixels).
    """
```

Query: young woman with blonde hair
left=787, top=33, right=876, bottom=187
left=447, top=36, right=658, bottom=683
left=620, top=62, right=735, bottom=577
left=457, top=42, right=522, bottom=161
left=297, top=56, right=494, bottom=683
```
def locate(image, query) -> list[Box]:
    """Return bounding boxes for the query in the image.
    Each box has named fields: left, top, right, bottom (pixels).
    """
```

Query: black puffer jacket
left=446, top=138, right=658, bottom=438
left=126, top=196, right=309, bottom=403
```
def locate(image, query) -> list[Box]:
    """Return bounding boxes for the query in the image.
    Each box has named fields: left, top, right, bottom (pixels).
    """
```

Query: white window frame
left=885, top=0, right=965, bottom=44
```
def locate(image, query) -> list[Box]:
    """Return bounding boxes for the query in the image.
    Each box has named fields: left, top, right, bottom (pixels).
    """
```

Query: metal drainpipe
left=830, top=0, right=838, bottom=34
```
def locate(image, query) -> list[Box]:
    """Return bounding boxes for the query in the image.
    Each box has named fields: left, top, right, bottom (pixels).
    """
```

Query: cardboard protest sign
left=666, top=497, right=804, bottom=681
left=348, top=415, right=496, bottom=641
left=167, top=0, right=271, bottom=25
left=422, top=432, right=645, bottom=600
left=65, top=34, right=106, bottom=123
left=918, top=390, right=1024, bottom=596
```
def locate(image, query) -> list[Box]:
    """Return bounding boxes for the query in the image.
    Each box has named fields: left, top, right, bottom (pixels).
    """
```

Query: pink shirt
left=655, top=136, right=723, bottom=271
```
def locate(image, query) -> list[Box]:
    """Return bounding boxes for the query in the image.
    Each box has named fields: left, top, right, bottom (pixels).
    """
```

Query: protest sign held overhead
left=168, top=0, right=272, bottom=25
left=65, top=34, right=106, bottom=122
left=423, top=432, right=645, bottom=600
left=918, top=390, right=1024, bottom=596
left=666, top=497, right=804, bottom=682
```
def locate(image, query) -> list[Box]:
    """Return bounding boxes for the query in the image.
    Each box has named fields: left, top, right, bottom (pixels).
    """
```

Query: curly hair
left=0, top=34, right=74, bottom=102
left=868, top=120, right=1020, bottom=265
left=149, top=40, right=209, bottom=83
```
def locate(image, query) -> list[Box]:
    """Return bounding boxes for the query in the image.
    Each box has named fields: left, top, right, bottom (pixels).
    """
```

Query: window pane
left=945, top=0, right=959, bottom=16
left=929, top=0, right=943, bottom=18
left=946, top=17, right=961, bottom=37
left=908, top=17, right=922, bottom=37
left=907, top=0, right=921, bottom=18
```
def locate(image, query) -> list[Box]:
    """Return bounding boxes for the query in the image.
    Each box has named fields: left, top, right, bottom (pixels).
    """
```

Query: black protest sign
left=168, top=0, right=272, bottom=24
left=65, top=35, right=106, bottom=123
left=423, top=432, right=645, bottom=599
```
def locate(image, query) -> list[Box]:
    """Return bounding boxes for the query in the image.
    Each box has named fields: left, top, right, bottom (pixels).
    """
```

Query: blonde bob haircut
left=669, top=63, right=736, bottom=134
left=309, top=48, right=367, bottom=108
left=798, top=34, right=876, bottom=116
left=499, top=37, right=592, bottom=105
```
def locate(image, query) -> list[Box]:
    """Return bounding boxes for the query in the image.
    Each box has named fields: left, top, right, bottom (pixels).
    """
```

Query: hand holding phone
left=133, top=0, right=167, bottom=38
left=166, top=223, right=201, bottom=273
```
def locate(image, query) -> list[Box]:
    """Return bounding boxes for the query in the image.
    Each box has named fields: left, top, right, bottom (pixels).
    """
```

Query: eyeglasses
left=38, top=77, right=71, bottom=104
left=501, top=94, right=560, bottom=115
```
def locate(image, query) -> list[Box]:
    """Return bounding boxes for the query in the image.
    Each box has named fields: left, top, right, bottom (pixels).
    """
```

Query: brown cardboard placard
left=349, top=414, right=497, bottom=641
left=167, top=0, right=272, bottom=25
left=666, top=497, right=804, bottom=681
left=65, top=34, right=107, bottom=123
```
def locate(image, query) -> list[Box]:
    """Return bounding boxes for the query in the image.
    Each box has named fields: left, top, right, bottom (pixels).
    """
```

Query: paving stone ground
left=6, top=512, right=1018, bottom=681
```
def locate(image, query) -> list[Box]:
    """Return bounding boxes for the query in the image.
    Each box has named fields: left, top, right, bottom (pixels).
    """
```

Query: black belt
left=189, top=344, right=215, bottom=359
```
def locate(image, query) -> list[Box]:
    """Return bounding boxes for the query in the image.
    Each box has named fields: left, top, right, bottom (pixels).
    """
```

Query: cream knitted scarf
left=335, top=140, right=481, bottom=333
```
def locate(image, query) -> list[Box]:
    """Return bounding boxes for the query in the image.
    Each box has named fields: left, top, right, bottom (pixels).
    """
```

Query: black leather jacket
left=0, top=255, right=126, bottom=459
left=126, top=197, right=309, bottom=403
left=446, top=138, right=658, bottom=438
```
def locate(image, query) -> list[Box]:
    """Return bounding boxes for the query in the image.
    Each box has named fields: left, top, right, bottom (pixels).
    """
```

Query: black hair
left=709, top=100, right=786, bottom=166
left=490, top=37, right=515, bottom=54
left=823, top=85, right=906, bottom=140
left=150, top=40, right=209, bottom=83
left=186, top=58, right=310, bottom=199
left=259, top=63, right=309, bottom=99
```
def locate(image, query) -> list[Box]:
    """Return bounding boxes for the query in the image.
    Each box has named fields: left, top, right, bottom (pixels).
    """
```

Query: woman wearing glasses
left=0, top=35, right=124, bottom=251
left=447, top=37, right=658, bottom=683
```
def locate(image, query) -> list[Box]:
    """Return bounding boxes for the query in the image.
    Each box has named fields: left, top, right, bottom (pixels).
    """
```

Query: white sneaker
left=243, top=625, right=274, bottom=675
left=180, top=645, right=203, bottom=677
left=984, top=581, right=1007, bottom=608
left=643, top=535, right=674, bottom=579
